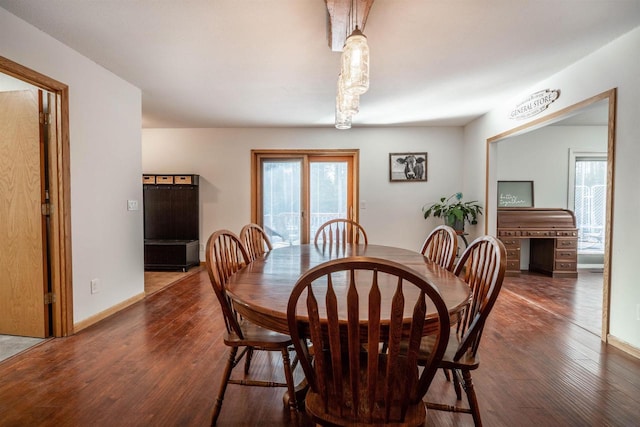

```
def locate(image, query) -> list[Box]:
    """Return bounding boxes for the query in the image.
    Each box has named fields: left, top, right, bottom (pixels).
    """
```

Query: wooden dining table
left=226, top=243, right=471, bottom=335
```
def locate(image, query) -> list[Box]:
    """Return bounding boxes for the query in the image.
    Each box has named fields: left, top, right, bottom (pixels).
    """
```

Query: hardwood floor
left=0, top=269, right=638, bottom=426
left=144, top=265, right=203, bottom=296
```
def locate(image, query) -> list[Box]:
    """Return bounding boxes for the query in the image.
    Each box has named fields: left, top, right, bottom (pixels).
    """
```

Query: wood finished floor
left=0, top=269, right=638, bottom=426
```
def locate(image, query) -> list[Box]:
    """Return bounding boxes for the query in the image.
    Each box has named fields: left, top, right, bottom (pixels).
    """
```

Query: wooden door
left=0, top=89, right=49, bottom=338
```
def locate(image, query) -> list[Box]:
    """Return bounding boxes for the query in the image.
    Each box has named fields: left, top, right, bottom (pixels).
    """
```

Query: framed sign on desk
left=497, top=181, right=534, bottom=208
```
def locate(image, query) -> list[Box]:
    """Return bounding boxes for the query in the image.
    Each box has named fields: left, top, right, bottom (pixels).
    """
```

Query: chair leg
left=281, top=347, right=299, bottom=426
left=452, top=369, right=463, bottom=400
left=461, top=369, right=482, bottom=427
left=244, top=347, right=254, bottom=374
left=211, top=347, right=238, bottom=426
left=443, top=368, right=451, bottom=381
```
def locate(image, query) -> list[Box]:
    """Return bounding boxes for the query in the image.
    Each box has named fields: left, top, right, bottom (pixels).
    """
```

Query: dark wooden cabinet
left=143, top=174, right=199, bottom=271
left=497, top=208, right=578, bottom=278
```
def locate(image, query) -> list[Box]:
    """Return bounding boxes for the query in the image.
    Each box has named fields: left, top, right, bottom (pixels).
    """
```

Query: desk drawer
left=506, top=260, right=520, bottom=271
left=522, top=230, right=555, bottom=237
left=555, top=238, right=577, bottom=249
left=556, top=230, right=578, bottom=237
left=506, top=248, right=521, bottom=259
left=499, top=237, right=520, bottom=247
left=555, top=249, right=577, bottom=261
left=555, top=261, right=577, bottom=271
left=499, top=230, right=521, bottom=237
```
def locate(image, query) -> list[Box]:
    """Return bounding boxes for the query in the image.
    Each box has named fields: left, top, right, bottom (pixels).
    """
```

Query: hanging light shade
left=335, top=107, right=352, bottom=129
left=336, top=73, right=359, bottom=116
left=335, top=95, right=352, bottom=130
left=340, top=26, right=369, bottom=95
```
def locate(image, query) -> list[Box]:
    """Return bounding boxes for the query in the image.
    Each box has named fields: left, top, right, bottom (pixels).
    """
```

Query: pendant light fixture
left=334, top=0, right=371, bottom=129
left=337, top=73, right=359, bottom=116
left=340, top=25, right=369, bottom=95
left=335, top=108, right=352, bottom=130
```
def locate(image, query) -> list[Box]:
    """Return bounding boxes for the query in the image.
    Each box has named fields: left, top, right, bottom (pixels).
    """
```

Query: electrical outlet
left=90, top=279, right=100, bottom=294
left=127, top=200, right=139, bottom=211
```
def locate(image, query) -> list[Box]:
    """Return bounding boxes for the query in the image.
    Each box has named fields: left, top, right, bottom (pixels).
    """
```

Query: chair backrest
left=453, top=235, right=506, bottom=360
left=314, top=218, right=368, bottom=245
left=205, top=229, right=250, bottom=338
left=239, top=223, right=273, bottom=262
left=420, top=224, right=458, bottom=272
left=287, top=257, right=450, bottom=424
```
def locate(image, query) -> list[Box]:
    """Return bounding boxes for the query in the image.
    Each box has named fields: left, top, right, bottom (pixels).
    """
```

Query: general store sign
left=509, top=89, right=560, bottom=120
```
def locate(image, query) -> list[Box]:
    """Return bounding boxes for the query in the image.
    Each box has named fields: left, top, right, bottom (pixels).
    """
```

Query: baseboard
left=607, top=334, right=640, bottom=360
left=73, top=292, right=145, bottom=333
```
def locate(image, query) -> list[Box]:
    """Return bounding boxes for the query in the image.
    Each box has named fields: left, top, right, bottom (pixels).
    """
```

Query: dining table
left=226, top=243, right=471, bottom=335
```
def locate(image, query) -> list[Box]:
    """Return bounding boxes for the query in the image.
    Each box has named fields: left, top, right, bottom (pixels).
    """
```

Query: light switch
left=127, top=200, right=139, bottom=211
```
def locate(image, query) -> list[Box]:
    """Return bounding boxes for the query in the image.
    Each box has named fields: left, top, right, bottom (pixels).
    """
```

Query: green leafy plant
left=422, top=192, right=483, bottom=230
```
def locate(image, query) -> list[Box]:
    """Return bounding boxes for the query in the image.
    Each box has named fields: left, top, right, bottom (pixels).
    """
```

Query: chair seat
left=304, top=351, right=427, bottom=427
left=419, top=331, right=480, bottom=370
left=223, top=320, right=293, bottom=348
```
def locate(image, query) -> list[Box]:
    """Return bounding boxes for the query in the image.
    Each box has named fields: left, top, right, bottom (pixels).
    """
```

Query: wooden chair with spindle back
left=420, top=224, right=458, bottom=272
left=421, top=235, right=506, bottom=427
left=205, top=230, right=298, bottom=426
left=314, top=218, right=368, bottom=246
left=287, top=257, right=450, bottom=426
left=239, top=223, right=273, bottom=262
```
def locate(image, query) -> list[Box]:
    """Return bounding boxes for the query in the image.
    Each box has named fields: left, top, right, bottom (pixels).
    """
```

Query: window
left=569, top=152, right=607, bottom=254
left=251, top=150, right=359, bottom=246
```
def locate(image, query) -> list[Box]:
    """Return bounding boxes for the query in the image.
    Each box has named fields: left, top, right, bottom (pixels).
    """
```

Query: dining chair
left=239, top=223, right=273, bottom=262
left=314, top=218, right=368, bottom=245
left=287, top=257, right=450, bottom=426
left=421, top=235, right=506, bottom=427
left=205, top=230, right=298, bottom=426
left=420, top=224, right=458, bottom=272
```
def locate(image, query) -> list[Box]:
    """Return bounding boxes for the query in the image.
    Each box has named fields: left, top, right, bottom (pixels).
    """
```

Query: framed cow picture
left=389, top=152, right=427, bottom=182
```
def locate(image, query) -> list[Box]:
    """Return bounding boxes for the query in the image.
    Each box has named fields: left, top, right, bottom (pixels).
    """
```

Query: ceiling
left=1, top=0, right=639, bottom=129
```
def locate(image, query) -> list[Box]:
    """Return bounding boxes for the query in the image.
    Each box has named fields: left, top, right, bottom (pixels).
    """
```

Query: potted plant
left=422, top=192, right=483, bottom=232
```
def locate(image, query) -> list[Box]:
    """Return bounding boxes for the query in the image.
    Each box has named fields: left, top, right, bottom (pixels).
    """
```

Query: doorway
left=0, top=56, right=73, bottom=339
left=486, top=89, right=616, bottom=340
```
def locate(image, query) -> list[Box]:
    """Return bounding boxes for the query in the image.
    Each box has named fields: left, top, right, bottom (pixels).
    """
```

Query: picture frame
left=497, top=181, right=534, bottom=208
left=389, top=152, right=427, bottom=182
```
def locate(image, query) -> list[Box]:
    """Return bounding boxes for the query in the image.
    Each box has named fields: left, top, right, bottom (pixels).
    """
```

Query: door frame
left=485, top=88, right=616, bottom=342
left=251, top=149, right=360, bottom=244
left=1, top=56, right=73, bottom=337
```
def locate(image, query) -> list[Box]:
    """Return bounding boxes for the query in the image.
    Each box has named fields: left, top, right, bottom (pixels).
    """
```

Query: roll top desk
left=497, top=208, right=578, bottom=277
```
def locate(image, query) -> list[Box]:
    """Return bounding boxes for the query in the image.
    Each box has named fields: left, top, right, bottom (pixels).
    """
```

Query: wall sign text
left=509, top=89, right=560, bottom=120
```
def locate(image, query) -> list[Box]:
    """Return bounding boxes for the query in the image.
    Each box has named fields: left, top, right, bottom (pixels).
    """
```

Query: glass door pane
left=262, top=160, right=301, bottom=247
left=309, top=161, right=349, bottom=239
left=574, top=157, right=607, bottom=254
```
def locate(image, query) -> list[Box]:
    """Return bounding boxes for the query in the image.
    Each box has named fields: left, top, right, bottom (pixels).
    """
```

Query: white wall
left=0, top=8, right=144, bottom=324
left=496, top=125, right=608, bottom=208
left=465, top=26, right=640, bottom=350
left=142, top=127, right=465, bottom=254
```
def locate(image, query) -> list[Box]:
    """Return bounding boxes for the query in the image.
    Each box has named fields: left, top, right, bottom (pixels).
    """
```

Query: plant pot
left=445, top=218, right=465, bottom=233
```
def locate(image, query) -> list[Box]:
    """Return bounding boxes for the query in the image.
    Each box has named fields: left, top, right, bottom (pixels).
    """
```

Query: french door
left=251, top=150, right=359, bottom=246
